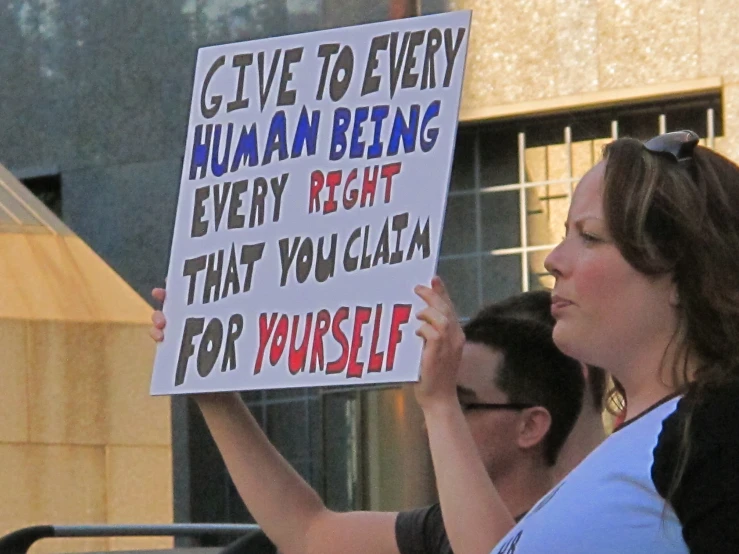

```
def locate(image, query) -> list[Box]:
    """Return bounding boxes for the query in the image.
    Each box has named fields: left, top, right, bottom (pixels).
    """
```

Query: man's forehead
left=457, top=342, right=507, bottom=398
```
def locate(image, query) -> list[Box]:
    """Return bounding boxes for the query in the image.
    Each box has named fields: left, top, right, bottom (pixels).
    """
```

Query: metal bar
left=448, top=177, right=580, bottom=196
left=440, top=241, right=563, bottom=260
left=611, top=120, right=619, bottom=140
left=491, top=244, right=559, bottom=256
left=707, top=108, right=715, bottom=149
left=564, top=126, right=574, bottom=199
left=659, top=113, right=667, bottom=135
left=518, top=132, right=529, bottom=291
left=474, top=129, right=484, bottom=306
left=54, top=524, right=260, bottom=537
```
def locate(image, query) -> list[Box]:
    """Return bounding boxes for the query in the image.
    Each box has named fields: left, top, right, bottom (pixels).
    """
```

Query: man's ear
left=516, top=407, right=552, bottom=452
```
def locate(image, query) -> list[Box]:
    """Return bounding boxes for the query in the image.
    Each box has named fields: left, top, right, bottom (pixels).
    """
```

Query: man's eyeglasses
left=643, top=129, right=699, bottom=164
left=460, top=402, right=536, bottom=413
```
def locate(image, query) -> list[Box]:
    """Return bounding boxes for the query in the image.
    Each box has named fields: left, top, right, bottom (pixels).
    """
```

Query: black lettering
left=213, top=181, right=231, bottom=231
left=277, top=47, right=303, bottom=106
left=174, top=317, right=204, bottom=386
left=221, top=313, right=244, bottom=371
left=250, top=177, right=268, bottom=227
left=197, top=317, right=223, bottom=378
left=343, top=227, right=362, bottom=272
left=401, top=30, right=425, bottom=89
left=222, top=244, right=240, bottom=298
left=421, top=28, right=442, bottom=89
left=316, top=43, right=339, bottom=101
left=270, top=173, right=289, bottom=223
left=390, top=212, right=409, bottom=264
left=407, top=218, right=431, bottom=261
left=443, top=28, right=466, bottom=87
left=191, top=186, right=210, bottom=237
left=240, top=242, right=265, bottom=292
left=228, top=179, right=248, bottom=230
left=201, top=55, right=225, bottom=118
left=227, top=53, right=253, bottom=112
left=279, top=237, right=300, bottom=286
left=389, top=32, right=410, bottom=98
left=316, top=235, right=337, bottom=283
left=296, top=238, right=313, bottom=284
left=257, top=49, right=282, bottom=111
left=183, top=255, right=206, bottom=305
left=361, top=34, right=389, bottom=96
left=373, top=217, right=390, bottom=266
left=203, top=249, right=224, bottom=303
left=330, top=45, right=354, bottom=102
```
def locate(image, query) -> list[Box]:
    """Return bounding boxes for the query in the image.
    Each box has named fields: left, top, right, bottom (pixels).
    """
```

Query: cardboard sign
left=151, top=10, right=471, bottom=395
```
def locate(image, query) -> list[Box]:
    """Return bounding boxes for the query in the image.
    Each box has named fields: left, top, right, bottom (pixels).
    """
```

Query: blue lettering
left=420, top=100, right=441, bottom=153
left=231, top=123, right=259, bottom=172
left=263, top=110, right=288, bottom=166
left=211, top=123, right=233, bottom=177
left=291, top=107, right=320, bottom=159
left=367, top=105, right=390, bottom=159
left=349, top=106, right=370, bottom=159
left=330, top=107, right=351, bottom=161
left=388, top=105, right=420, bottom=156
left=189, top=124, right=212, bottom=180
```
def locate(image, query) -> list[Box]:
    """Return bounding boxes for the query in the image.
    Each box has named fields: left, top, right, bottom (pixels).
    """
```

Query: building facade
left=2, top=0, right=738, bottom=545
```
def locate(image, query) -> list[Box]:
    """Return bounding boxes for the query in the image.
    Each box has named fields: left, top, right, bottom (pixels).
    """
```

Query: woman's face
left=544, top=162, right=678, bottom=378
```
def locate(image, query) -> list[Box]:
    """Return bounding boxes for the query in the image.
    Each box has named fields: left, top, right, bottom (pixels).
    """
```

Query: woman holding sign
left=415, top=131, right=739, bottom=553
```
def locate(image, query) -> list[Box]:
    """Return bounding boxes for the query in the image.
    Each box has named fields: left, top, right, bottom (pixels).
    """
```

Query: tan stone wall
left=0, top=320, right=172, bottom=553
left=454, top=0, right=739, bottom=160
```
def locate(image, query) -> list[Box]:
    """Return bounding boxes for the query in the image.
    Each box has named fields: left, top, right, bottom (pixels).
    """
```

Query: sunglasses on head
left=643, top=129, right=700, bottom=163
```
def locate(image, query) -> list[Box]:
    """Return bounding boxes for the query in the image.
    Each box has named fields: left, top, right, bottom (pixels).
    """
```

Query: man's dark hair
left=480, top=290, right=607, bottom=412
left=463, top=291, right=586, bottom=466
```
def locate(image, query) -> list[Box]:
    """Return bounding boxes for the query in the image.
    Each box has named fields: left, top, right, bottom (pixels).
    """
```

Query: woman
left=415, top=130, right=739, bottom=553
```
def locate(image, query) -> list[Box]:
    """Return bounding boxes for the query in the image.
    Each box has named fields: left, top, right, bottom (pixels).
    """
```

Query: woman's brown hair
left=600, top=136, right=739, bottom=499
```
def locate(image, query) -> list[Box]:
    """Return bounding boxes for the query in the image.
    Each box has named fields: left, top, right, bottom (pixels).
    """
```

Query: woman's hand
left=413, top=276, right=465, bottom=411
left=149, top=287, right=167, bottom=342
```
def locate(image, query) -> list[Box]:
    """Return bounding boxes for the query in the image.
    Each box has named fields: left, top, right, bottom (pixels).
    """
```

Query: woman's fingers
left=152, top=310, right=167, bottom=329
left=416, top=306, right=449, bottom=335
left=415, top=284, right=452, bottom=317
left=431, top=276, right=458, bottom=319
left=149, top=327, right=164, bottom=343
left=152, top=287, right=167, bottom=304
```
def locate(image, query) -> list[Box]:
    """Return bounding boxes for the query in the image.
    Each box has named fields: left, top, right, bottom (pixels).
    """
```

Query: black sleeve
left=395, top=503, right=452, bottom=554
left=651, top=384, right=739, bottom=553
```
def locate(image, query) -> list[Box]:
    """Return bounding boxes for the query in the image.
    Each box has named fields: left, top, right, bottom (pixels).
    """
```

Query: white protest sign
left=151, top=10, right=471, bottom=395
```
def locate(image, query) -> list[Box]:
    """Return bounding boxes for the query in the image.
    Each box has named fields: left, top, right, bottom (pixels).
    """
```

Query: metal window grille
left=439, top=94, right=723, bottom=318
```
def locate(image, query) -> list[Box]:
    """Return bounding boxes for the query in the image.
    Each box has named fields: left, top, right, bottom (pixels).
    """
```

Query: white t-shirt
left=491, top=396, right=687, bottom=554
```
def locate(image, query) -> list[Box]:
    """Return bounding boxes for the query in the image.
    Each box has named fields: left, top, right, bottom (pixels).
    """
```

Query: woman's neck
left=614, top=338, right=699, bottom=421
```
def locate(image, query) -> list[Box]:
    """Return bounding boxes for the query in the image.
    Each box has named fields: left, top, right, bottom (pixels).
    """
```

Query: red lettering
left=269, top=314, right=289, bottom=366
left=368, top=304, right=385, bottom=372
left=347, top=306, right=372, bottom=378
left=324, top=170, right=341, bottom=214
left=310, top=309, right=331, bottom=372
left=288, top=313, right=313, bottom=375
left=361, top=166, right=379, bottom=207
left=381, top=162, right=402, bottom=203
left=387, top=303, right=411, bottom=370
left=254, top=313, right=278, bottom=374
left=309, top=170, right=324, bottom=214
left=342, top=168, right=359, bottom=210
left=326, top=307, right=350, bottom=374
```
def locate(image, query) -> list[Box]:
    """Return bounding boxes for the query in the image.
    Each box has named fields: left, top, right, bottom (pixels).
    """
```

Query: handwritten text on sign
left=151, top=11, right=471, bottom=395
